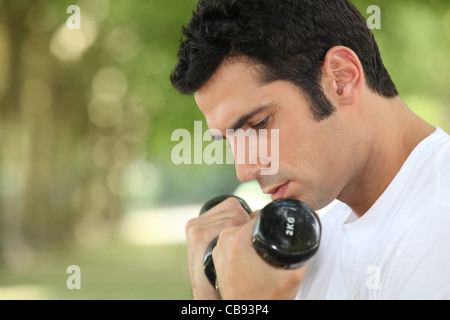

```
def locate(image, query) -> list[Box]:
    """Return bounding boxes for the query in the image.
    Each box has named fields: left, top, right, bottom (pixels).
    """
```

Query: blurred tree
left=0, top=0, right=204, bottom=266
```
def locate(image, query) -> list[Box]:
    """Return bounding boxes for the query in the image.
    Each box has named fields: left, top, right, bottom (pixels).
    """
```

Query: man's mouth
left=264, top=181, right=290, bottom=201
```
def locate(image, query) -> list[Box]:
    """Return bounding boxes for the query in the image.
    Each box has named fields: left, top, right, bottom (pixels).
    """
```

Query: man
left=170, top=0, right=450, bottom=299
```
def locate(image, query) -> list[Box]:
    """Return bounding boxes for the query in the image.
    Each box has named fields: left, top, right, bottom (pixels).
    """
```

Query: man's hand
left=212, top=218, right=308, bottom=300
left=185, top=197, right=251, bottom=300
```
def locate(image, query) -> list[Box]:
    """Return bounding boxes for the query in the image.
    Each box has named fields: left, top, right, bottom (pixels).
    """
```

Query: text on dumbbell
left=285, top=217, right=295, bottom=236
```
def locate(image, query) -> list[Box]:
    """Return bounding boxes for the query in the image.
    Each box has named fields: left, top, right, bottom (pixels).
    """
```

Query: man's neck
left=338, top=96, right=436, bottom=217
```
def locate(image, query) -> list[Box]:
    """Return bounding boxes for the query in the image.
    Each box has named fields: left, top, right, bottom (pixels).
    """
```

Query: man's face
left=194, top=59, right=360, bottom=210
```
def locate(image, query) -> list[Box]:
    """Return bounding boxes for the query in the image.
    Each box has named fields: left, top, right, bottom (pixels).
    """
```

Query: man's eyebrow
left=208, top=103, right=276, bottom=141
left=230, top=103, right=275, bottom=131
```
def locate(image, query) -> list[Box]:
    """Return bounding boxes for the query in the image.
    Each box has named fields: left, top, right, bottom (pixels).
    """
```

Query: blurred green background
left=0, top=0, right=449, bottom=299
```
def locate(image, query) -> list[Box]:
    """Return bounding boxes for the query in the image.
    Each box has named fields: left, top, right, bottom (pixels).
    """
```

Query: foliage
left=0, top=0, right=448, bottom=298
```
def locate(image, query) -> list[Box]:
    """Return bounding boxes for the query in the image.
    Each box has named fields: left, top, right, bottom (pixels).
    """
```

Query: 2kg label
left=285, top=217, right=295, bottom=236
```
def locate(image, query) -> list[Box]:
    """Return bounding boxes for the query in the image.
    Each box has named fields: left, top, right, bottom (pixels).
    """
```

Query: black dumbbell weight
left=199, top=195, right=321, bottom=291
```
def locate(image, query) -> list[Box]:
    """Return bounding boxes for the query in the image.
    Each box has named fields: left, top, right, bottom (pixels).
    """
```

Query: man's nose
left=234, top=162, right=263, bottom=183
left=227, top=130, right=272, bottom=182
left=232, top=146, right=272, bottom=183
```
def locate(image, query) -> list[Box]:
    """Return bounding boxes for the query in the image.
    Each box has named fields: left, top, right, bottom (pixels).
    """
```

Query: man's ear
left=322, top=46, right=364, bottom=106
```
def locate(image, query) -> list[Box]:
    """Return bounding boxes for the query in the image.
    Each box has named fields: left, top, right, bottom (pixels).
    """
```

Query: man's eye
left=251, top=117, right=269, bottom=130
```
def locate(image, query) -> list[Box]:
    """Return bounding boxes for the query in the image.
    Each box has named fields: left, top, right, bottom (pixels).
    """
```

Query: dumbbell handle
left=200, top=195, right=252, bottom=287
left=199, top=195, right=321, bottom=291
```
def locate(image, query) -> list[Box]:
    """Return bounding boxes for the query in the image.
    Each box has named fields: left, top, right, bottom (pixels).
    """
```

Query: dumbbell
left=199, top=195, right=321, bottom=291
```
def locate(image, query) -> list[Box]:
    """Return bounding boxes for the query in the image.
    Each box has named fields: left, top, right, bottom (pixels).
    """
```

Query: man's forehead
left=194, top=60, right=261, bottom=126
left=194, top=91, right=234, bottom=128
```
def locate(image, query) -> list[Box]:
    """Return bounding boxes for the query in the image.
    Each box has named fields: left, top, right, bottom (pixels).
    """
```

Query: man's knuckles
left=200, top=196, right=248, bottom=217
left=185, top=209, right=249, bottom=243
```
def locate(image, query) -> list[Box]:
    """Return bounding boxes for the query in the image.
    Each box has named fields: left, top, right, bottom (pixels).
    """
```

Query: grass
left=0, top=243, right=192, bottom=300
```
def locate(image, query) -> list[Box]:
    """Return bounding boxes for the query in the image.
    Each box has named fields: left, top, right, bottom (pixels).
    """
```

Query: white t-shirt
left=297, top=127, right=450, bottom=300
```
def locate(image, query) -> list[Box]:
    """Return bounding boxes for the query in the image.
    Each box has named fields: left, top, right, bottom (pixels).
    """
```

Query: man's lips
left=264, top=181, right=290, bottom=201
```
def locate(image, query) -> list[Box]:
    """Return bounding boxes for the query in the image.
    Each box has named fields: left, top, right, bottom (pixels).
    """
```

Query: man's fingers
left=200, top=196, right=250, bottom=218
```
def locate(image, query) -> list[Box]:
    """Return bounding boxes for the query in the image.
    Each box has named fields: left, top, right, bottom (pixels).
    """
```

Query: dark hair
left=170, top=0, right=398, bottom=120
